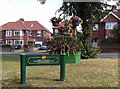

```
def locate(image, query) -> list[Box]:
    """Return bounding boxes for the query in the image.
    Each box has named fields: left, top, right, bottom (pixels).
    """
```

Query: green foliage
left=101, top=37, right=119, bottom=44
left=58, top=2, right=109, bottom=40
left=101, top=24, right=120, bottom=44
left=113, top=23, right=120, bottom=43
left=81, top=41, right=100, bottom=59
left=47, top=35, right=81, bottom=54
left=24, top=45, right=29, bottom=48
left=2, top=44, right=11, bottom=47
left=57, top=2, right=107, bottom=59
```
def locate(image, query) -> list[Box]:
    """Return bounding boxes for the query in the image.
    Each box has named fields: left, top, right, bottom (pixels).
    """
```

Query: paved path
left=0, top=50, right=47, bottom=56
left=97, top=52, right=119, bottom=58
left=0, top=51, right=119, bottom=58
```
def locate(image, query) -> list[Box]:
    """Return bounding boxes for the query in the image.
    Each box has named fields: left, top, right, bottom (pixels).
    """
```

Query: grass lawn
left=1, top=56, right=118, bottom=87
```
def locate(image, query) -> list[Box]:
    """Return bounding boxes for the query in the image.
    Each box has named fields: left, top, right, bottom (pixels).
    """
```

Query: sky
left=0, top=0, right=63, bottom=32
left=0, top=0, right=118, bottom=33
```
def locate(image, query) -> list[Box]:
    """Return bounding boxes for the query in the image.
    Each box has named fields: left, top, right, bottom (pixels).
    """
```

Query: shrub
left=2, top=44, right=11, bottom=47
left=81, top=41, right=100, bottom=59
left=100, top=37, right=119, bottom=44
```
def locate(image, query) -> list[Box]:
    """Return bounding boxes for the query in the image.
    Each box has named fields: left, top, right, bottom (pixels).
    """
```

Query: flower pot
left=65, top=52, right=81, bottom=64
left=72, top=20, right=80, bottom=26
left=52, top=22, right=59, bottom=26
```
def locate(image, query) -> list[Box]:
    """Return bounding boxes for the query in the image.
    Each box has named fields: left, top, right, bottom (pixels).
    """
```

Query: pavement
left=0, top=49, right=48, bottom=56
left=0, top=50, right=119, bottom=58
left=97, top=52, right=119, bottom=58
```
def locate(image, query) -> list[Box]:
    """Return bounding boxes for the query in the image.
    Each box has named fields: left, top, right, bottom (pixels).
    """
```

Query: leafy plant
left=113, top=23, right=120, bottom=43
left=2, top=44, right=11, bottom=47
left=81, top=41, right=100, bottom=59
left=47, top=35, right=81, bottom=55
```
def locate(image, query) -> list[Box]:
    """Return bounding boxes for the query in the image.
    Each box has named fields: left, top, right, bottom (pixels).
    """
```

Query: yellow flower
left=80, top=19, right=83, bottom=24
left=68, top=28, right=72, bottom=34
left=41, top=55, right=46, bottom=60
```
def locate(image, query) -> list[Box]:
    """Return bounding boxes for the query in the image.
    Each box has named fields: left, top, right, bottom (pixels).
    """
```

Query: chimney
left=111, top=5, right=117, bottom=12
left=19, top=18, right=24, bottom=22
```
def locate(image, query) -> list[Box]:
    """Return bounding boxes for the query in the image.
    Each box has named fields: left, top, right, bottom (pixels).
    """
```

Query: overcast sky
left=0, top=0, right=117, bottom=32
left=0, top=0, right=63, bottom=32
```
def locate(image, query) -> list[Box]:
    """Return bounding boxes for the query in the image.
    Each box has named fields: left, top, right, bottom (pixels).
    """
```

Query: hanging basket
left=52, top=22, right=59, bottom=26
left=72, top=20, right=80, bottom=27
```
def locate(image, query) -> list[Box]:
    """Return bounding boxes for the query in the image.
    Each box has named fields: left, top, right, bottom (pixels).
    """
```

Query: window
left=29, top=30, right=32, bottom=36
left=93, top=24, right=98, bottom=31
left=14, top=40, right=24, bottom=45
left=6, top=30, right=12, bottom=36
left=14, top=30, right=24, bottom=36
left=105, top=22, right=117, bottom=29
left=20, top=40, right=24, bottom=45
left=31, top=24, right=34, bottom=27
left=37, top=30, right=42, bottom=36
left=6, top=40, right=12, bottom=45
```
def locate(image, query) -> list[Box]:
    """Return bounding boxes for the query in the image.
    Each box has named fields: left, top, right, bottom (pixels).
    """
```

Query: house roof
left=100, top=5, right=120, bottom=22
left=1, top=20, right=28, bottom=30
left=0, top=18, right=51, bottom=33
left=101, top=11, right=120, bottom=22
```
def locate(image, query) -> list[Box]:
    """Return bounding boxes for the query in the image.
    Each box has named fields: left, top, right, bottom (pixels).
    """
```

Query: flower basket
left=50, top=17, right=62, bottom=26
left=72, top=20, right=80, bottom=26
left=65, top=52, right=81, bottom=64
left=52, top=22, right=59, bottom=26
left=70, top=16, right=83, bottom=27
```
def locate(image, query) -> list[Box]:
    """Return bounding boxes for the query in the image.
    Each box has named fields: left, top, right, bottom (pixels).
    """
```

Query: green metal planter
left=65, top=52, right=81, bottom=64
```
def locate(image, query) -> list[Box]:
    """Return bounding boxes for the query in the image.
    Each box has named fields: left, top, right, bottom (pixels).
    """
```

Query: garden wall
left=100, top=44, right=120, bottom=53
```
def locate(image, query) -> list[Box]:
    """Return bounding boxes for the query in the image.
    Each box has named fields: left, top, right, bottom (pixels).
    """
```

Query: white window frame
left=6, top=40, right=12, bottom=45
left=14, top=30, right=24, bottom=36
left=14, top=40, right=19, bottom=45
left=105, top=22, right=117, bottom=29
left=37, top=30, right=42, bottom=37
left=29, top=30, right=32, bottom=36
left=20, top=40, right=24, bottom=45
left=14, top=40, right=24, bottom=45
left=6, top=30, right=12, bottom=36
left=93, top=24, right=98, bottom=31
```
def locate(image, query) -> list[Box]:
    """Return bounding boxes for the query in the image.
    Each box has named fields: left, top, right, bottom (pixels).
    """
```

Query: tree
left=113, top=23, right=120, bottom=43
left=58, top=2, right=110, bottom=40
left=37, top=1, right=110, bottom=58
left=57, top=2, right=109, bottom=58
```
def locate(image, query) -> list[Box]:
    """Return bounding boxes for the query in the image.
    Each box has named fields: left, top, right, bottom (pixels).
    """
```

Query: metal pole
left=20, top=54, right=26, bottom=84
left=60, top=54, right=66, bottom=81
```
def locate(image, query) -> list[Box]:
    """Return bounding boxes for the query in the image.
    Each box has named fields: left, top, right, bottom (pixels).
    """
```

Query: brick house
left=90, top=5, right=120, bottom=47
left=0, top=18, right=51, bottom=47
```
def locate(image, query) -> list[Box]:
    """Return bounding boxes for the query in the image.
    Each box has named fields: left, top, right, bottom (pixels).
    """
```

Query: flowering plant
left=70, top=16, right=83, bottom=24
left=50, top=17, right=62, bottom=23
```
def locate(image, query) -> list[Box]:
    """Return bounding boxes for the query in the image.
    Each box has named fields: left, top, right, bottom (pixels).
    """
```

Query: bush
left=101, top=37, right=120, bottom=45
left=24, top=45, right=29, bottom=48
left=2, top=44, right=11, bottom=47
left=81, top=41, right=100, bottom=59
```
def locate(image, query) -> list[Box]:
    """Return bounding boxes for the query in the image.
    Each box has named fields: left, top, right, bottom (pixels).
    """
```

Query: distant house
left=0, top=18, right=51, bottom=47
left=90, top=5, right=120, bottom=46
